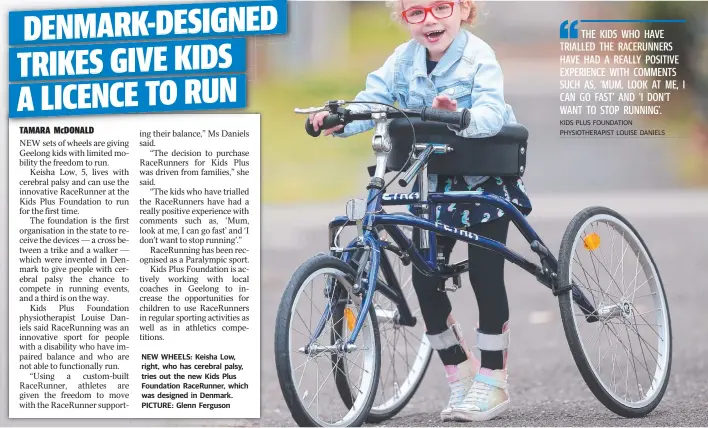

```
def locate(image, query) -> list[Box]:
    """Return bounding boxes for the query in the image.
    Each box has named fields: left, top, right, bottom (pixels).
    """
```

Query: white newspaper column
left=9, top=113, right=261, bottom=418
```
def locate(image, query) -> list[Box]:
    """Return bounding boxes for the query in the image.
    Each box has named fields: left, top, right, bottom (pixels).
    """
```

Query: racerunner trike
left=274, top=100, right=672, bottom=427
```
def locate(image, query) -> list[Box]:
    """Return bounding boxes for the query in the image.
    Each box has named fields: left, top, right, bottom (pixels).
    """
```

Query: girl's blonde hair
left=385, top=0, right=483, bottom=29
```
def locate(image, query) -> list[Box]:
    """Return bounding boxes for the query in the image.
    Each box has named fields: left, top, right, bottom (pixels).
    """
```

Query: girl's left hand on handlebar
left=432, top=94, right=457, bottom=111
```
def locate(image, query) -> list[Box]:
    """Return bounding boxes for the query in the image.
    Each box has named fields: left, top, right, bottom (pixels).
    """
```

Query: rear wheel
left=557, top=206, right=672, bottom=417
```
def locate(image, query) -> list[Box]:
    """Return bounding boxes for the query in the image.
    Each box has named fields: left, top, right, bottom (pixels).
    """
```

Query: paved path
left=260, top=191, right=708, bottom=426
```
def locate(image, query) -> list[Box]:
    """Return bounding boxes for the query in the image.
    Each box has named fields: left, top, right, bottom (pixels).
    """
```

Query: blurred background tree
left=242, top=1, right=702, bottom=203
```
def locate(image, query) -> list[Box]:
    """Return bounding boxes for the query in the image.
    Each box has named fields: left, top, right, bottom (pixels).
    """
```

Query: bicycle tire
left=274, top=254, right=382, bottom=427
left=557, top=206, right=672, bottom=418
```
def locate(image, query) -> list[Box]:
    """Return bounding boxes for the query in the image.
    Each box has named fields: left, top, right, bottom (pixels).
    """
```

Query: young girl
left=309, top=0, right=532, bottom=422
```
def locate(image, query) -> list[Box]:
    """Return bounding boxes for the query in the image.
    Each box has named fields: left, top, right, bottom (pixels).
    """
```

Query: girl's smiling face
left=400, top=0, right=471, bottom=61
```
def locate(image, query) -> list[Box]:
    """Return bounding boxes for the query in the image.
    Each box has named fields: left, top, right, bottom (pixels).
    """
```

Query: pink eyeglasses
left=401, top=1, right=459, bottom=24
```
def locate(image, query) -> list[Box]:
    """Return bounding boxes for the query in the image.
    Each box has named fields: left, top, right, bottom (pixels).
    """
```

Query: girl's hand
left=309, top=111, right=344, bottom=136
left=432, top=94, right=457, bottom=111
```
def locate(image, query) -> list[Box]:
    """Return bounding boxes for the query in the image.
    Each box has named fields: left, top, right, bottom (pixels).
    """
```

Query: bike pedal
left=439, top=274, right=462, bottom=292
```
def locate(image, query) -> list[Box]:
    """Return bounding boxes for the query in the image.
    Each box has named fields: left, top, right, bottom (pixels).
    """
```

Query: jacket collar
left=413, top=29, right=468, bottom=78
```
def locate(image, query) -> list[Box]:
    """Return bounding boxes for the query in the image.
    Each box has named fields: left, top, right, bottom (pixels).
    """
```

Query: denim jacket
left=336, top=29, right=517, bottom=189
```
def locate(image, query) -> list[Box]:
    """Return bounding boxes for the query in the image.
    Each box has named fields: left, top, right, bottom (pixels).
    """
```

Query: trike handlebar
left=303, top=103, right=471, bottom=137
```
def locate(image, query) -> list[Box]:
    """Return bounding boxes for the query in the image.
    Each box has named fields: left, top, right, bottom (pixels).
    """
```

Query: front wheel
left=274, top=254, right=381, bottom=427
left=557, top=206, right=672, bottom=417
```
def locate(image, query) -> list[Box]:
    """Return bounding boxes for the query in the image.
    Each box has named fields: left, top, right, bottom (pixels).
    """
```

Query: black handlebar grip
left=459, top=109, right=471, bottom=129
left=305, top=117, right=321, bottom=137
left=421, top=107, right=471, bottom=130
left=305, top=114, right=344, bottom=137
left=323, top=114, right=344, bottom=131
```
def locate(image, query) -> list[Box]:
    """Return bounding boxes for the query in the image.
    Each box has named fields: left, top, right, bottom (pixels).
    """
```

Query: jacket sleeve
left=451, top=50, right=509, bottom=138
left=335, top=51, right=398, bottom=138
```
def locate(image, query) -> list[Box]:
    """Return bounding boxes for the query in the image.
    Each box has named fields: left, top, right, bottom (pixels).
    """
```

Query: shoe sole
left=440, top=409, right=455, bottom=422
left=451, top=399, right=510, bottom=422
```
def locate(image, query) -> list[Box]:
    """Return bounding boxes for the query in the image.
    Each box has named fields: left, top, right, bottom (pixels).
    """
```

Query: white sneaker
left=440, top=357, right=479, bottom=421
left=455, top=367, right=510, bottom=421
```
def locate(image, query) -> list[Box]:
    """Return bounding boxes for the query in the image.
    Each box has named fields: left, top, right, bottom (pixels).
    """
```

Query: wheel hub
left=621, top=300, right=634, bottom=320
left=597, top=299, right=634, bottom=321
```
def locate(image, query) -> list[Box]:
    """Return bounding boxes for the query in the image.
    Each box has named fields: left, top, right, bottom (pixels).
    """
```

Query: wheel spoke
left=619, top=316, right=663, bottom=357
left=605, top=313, right=653, bottom=386
left=605, top=322, right=642, bottom=402
left=338, top=356, right=364, bottom=396
left=610, top=229, right=630, bottom=292
left=627, top=316, right=655, bottom=397
left=588, top=250, right=626, bottom=299
left=583, top=231, right=604, bottom=296
left=571, top=257, right=622, bottom=302
left=307, top=354, right=341, bottom=410
left=628, top=302, right=663, bottom=342
left=620, top=230, right=626, bottom=298
left=630, top=275, right=655, bottom=303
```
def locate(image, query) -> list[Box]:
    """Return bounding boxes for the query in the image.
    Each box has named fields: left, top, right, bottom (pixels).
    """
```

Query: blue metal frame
left=308, top=189, right=598, bottom=348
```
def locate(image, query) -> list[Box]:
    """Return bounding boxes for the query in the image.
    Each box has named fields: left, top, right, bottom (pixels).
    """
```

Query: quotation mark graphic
left=560, top=20, right=579, bottom=39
